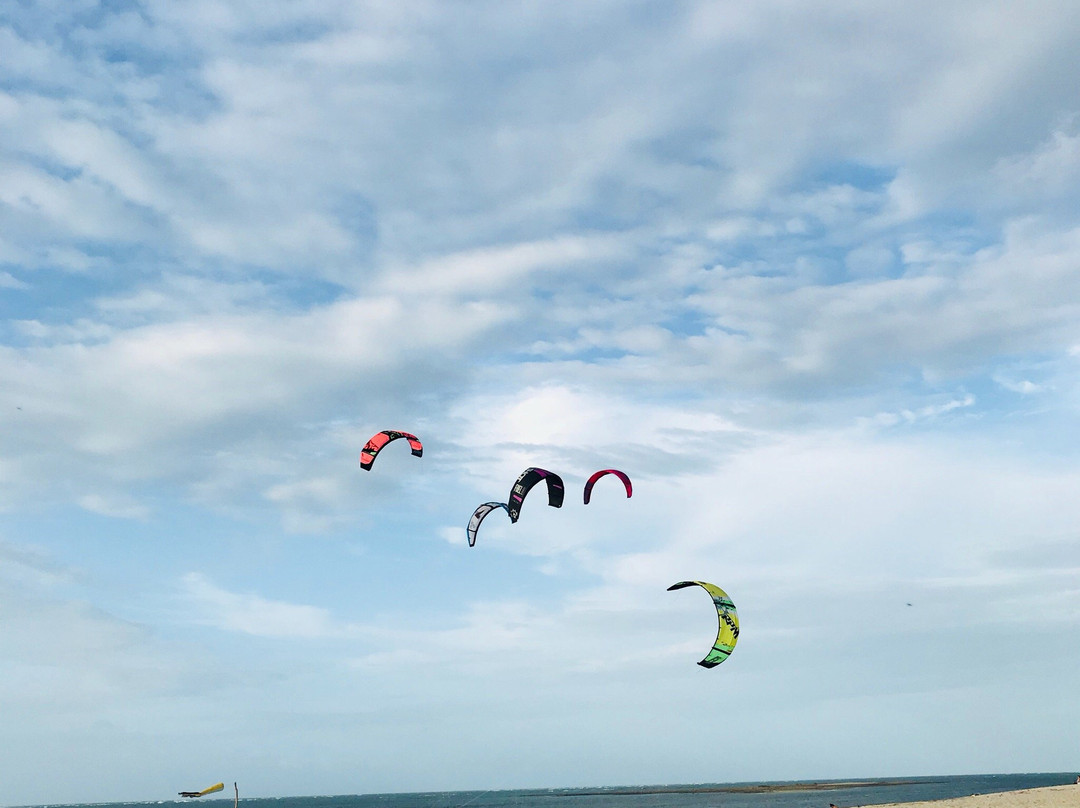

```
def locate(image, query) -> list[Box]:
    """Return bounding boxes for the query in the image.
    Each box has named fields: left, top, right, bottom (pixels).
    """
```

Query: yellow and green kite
left=668, top=580, right=739, bottom=668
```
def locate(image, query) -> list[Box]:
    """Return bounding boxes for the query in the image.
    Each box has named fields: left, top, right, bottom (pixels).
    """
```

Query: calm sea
left=23, top=773, right=1079, bottom=808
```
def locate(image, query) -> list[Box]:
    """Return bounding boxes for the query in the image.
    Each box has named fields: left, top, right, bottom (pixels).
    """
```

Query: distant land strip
left=541, top=781, right=934, bottom=797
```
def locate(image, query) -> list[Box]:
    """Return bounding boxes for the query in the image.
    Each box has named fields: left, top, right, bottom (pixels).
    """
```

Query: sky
left=2, top=1, right=1080, bottom=805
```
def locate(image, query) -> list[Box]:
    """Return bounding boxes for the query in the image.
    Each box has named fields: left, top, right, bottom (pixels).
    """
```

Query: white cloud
left=993, top=376, right=1045, bottom=395
left=438, top=525, right=467, bottom=547
left=180, top=572, right=356, bottom=638
left=0, top=271, right=27, bottom=289
left=263, top=475, right=351, bottom=534
left=447, top=384, right=752, bottom=496
left=77, top=493, right=150, bottom=520
left=996, top=125, right=1080, bottom=197
left=0, top=289, right=511, bottom=515
left=0, top=162, right=150, bottom=241
left=13, top=317, right=113, bottom=343
left=377, top=235, right=625, bottom=298
left=861, top=394, right=976, bottom=428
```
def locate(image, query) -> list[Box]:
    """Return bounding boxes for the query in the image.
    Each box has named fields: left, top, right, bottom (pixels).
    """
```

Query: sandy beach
left=854, top=785, right=1080, bottom=808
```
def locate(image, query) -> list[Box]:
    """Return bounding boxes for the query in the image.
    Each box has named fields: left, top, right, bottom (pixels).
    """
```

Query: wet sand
left=853, top=784, right=1080, bottom=808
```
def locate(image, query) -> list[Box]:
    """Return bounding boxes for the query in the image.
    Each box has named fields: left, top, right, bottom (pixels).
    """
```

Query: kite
left=583, top=468, right=632, bottom=504
left=466, top=501, right=510, bottom=547
left=359, top=430, right=423, bottom=470
left=667, top=580, right=739, bottom=668
left=179, top=783, right=225, bottom=799
left=507, top=467, right=564, bottom=522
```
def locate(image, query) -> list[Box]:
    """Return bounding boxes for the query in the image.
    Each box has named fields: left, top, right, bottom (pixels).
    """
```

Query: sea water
left=21, top=774, right=1078, bottom=808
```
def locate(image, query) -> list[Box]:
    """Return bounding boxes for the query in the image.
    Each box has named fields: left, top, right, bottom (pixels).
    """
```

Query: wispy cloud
left=180, top=572, right=359, bottom=639
left=0, top=271, right=27, bottom=289
left=77, top=493, right=151, bottom=520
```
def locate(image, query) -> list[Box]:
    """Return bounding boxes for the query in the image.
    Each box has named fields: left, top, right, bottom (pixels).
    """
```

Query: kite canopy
left=507, top=467, right=564, bottom=522
left=583, top=468, right=632, bottom=504
left=179, top=783, right=224, bottom=798
left=667, top=580, right=739, bottom=668
left=359, top=430, right=423, bottom=470
left=466, top=501, right=510, bottom=547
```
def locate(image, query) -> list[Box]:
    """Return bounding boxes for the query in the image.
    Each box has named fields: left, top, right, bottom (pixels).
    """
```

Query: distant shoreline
left=543, top=780, right=932, bottom=797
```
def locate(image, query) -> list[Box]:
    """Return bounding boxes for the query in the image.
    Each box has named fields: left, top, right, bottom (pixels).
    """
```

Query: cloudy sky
left=3, top=1, right=1080, bottom=805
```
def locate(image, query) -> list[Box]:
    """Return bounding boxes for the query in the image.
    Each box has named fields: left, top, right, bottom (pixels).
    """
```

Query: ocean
left=22, top=773, right=1078, bottom=808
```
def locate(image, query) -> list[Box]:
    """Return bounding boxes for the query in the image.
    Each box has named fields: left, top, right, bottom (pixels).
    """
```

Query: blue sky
left=3, top=1, right=1080, bottom=805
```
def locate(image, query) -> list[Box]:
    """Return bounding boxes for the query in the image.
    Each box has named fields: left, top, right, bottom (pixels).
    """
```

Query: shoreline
left=852, top=784, right=1080, bottom=808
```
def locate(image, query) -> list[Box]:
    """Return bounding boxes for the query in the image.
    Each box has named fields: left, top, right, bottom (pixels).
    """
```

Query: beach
left=854, top=785, right=1080, bottom=808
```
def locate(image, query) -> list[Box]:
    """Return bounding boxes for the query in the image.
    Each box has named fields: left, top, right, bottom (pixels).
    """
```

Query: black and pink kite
left=507, top=467, right=564, bottom=522
left=359, top=430, right=423, bottom=470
